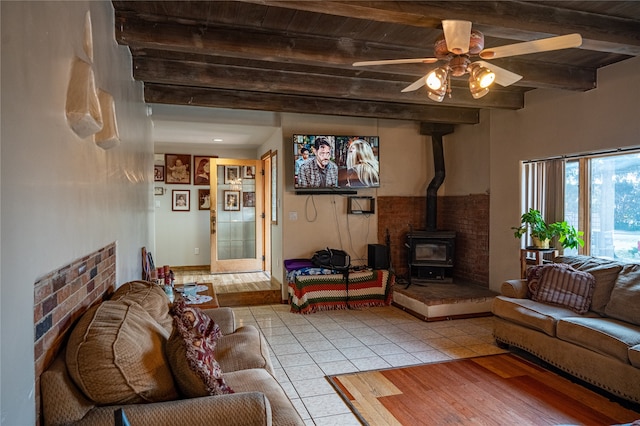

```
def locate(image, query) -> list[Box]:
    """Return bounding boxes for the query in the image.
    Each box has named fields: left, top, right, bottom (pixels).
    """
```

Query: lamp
left=467, top=63, right=495, bottom=99
left=425, top=67, right=448, bottom=91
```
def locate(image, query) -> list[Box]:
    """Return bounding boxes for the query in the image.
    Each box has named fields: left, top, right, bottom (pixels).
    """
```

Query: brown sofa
left=492, top=255, right=640, bottom=404
left=41, top=281, right=304, bottom=426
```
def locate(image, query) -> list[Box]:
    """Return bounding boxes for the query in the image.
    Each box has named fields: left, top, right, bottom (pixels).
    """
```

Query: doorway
left=209, top=158, right=264, bottom=273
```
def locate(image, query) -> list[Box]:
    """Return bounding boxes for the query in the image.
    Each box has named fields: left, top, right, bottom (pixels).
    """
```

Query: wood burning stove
left=406, top=230, right=456, bottom=285
left=405, top=123, right=457, bottom=287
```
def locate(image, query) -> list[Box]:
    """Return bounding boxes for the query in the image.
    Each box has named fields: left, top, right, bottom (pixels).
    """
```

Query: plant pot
left=532, top=236, right=550, bottom=249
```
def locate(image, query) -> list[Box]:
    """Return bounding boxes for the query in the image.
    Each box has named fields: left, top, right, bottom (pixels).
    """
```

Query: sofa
left=492, top=255, right=640, bottom=404
left=41, top=280, right=304, bottom=426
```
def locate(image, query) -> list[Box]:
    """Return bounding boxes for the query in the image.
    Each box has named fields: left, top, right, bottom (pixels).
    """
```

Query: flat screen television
left=293, top=134, right=380, bottom=192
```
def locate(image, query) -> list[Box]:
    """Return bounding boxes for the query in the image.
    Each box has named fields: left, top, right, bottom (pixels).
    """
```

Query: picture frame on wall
left=154, top=165, right=164, bottom=182
left=165, top=154, right=191, bottom=184
left=194, top=156, right=212, bottom=185
left=243, top=165, right=256, bottom=179
left=243, top=191, right=255, bottom=208
left=154, top=187, right=164, bottom=196
left=172, top=190, right=190, bottom=211
left=223, top=190, right=240, bottom=211
left=224, top=166, right=240, bottom=184
left=198, top=189, right=210, bottom=210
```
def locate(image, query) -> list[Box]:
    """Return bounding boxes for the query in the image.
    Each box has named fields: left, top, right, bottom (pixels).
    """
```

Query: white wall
left=1, top=2, right=153, bottom=424
left=488, top=56, right=640, bottom=290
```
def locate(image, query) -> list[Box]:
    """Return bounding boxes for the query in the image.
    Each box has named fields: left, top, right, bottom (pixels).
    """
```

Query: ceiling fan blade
left=353, top=58, right=437, bottom=66
left=442, top=20, right=472, bottom=54
left=401, top=75, right=427, bottom=92
left=479, top=33, right=582, bottom=60
left=475, top=61, right=522, bottom=87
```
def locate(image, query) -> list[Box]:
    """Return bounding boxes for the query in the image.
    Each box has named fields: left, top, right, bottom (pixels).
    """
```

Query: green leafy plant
left=512, top=208, right=584, bottom=249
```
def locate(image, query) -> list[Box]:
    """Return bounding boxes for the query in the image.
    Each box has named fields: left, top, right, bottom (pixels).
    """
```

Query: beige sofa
left=492, top=255, right=640, bottom=404
left=41, top=281, right=304, bottom=426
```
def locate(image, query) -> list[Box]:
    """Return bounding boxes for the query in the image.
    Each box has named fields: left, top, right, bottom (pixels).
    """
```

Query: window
left=524, top=150, right=640, bottom=262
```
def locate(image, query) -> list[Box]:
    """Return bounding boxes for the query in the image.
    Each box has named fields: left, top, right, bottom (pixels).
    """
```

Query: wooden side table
left=520, top=248, right=558, bottom=278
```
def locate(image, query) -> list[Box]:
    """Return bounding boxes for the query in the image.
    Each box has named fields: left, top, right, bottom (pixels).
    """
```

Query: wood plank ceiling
left=112, top=1, right=640, bottom=125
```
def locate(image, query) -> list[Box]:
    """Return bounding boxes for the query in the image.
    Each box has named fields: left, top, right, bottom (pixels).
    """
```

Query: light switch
left=155, top=200, right=161, bottom=208
left=289, top=211, right=298, bottom=221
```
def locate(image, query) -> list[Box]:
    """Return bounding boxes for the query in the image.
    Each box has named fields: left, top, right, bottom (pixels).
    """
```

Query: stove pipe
left=426, top=135, right=445, bottom=231
left=420, top=123, right=454, bottom=231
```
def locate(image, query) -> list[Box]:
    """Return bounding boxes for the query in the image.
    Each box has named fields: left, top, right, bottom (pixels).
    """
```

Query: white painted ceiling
left=150, top=104, right=280, bottom=149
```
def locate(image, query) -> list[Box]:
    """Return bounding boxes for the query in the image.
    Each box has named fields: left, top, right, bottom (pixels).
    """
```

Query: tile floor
left=231, top=304, right=507, bottom=425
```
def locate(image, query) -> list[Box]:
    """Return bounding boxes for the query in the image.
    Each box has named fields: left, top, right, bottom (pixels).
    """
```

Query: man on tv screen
left=298, top=137, right=338, bottom=188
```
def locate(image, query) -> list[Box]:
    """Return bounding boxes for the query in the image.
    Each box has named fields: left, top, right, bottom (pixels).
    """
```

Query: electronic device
left=368, top=244, right=389, bottom=270
left=293, top=134, right=380, bottom=193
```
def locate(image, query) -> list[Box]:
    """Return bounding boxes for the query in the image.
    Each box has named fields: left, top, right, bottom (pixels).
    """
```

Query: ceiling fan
left=353, top=20, right=582, bottom=102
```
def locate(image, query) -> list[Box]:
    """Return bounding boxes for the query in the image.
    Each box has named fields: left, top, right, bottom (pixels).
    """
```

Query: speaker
left=368, top=244, right=389, bottom=269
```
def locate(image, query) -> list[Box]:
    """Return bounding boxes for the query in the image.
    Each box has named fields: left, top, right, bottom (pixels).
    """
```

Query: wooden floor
left=172, top=268, right=282, bottom=306
left=329, top=353, right=640, bottom=426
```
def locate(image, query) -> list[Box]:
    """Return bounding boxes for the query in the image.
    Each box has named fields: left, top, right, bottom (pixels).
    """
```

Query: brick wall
left=33, top=242, right=116, bottom=424
left=378, top=194, right=489, bottom=286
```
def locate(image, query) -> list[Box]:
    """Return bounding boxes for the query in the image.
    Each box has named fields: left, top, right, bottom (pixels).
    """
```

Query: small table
left=520, top=248, right=558, bottom=278
left=174, top=282, right=219, bottom=309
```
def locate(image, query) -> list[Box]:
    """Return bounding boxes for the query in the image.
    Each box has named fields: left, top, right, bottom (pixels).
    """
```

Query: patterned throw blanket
left=287, top=267, right=394, bottom=314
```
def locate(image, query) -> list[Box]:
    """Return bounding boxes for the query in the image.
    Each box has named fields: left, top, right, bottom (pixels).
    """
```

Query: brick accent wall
left=33, top=242, right=116, bottom=424
left=378, top=194, right=489, bottom=286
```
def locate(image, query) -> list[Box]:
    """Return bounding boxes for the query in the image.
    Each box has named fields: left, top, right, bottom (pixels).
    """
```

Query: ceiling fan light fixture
left=469, top=63, right=495, bottom=88
left=469, top=78, right=490, bottom=99
left=425, top=67, right=448, bottom=91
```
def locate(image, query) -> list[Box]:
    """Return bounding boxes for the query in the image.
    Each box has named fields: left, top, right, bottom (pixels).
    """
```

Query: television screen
left=293, top=134, right=380, bottom=190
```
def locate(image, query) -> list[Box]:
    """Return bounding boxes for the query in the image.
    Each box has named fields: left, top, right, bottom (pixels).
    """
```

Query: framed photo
left=172, top=190, right=190, bottom=211
left=154, top=187, right=164, bottom=196
left=165, top=154, right=191, bottom=184
left=198, top=189, right=210, bottom=210
left=243, top=165, right=256, bottom=179
left=154, top=165, right=164, bottom=182
left=223, top=190, right=240, bottom=211
left=243, top=191, right=256, bottom=208
left=224, top=166, right=240, bottom=184
left=194, top=156, right=212, bottom=185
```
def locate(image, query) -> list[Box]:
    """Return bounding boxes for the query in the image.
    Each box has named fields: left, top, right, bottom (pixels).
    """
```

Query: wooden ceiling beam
left=118, top=14, right=596, bottom=91
left=133, top=56, right=524, bottom=109
left=244, top=1, right=640, bottom=55
left=144, top=83, right=481, bottom=124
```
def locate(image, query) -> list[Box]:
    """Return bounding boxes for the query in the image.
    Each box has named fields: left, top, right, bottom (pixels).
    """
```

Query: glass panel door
left=210, top=158, right=263, bottom=273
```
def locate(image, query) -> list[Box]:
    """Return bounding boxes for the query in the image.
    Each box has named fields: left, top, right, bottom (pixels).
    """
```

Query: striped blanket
left=288, top=268, right=394, bottom=314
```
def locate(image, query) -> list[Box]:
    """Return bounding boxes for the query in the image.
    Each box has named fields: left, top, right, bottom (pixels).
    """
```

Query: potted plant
left=512, top=208, right=584, bottom=249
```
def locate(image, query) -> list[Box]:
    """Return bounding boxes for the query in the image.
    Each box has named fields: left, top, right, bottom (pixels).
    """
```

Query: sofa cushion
left=605, top=264, right=640, bottom=325
left=223, top=368, right=305, bottom=425
left=66, top=299, right=178, bottom=405
left=492, top=296, right=591, bottom=337
left=166, top=299, right=233, bottom=398
left=557, top=317, right=640, bottom=364
left=532, top=264, right=595, bottom=314
left=111, top=280, right=173, bottom=332
left=215, top=325, right=274, bottom=375
left=630, top=344, right=640, bottom=368
left=555, top=255, right=623, bottom=314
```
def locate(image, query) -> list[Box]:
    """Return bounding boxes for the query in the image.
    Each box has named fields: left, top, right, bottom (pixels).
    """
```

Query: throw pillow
left=526, top=263, right=572, bottom=297
left=533, top=264, right=596, bottom=314
left=66, top=300, right=178, bottom=405
left=165, top=299, right=233, bottom=398
left=554, top=255, right=623, bottom=314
